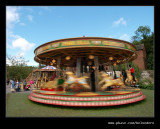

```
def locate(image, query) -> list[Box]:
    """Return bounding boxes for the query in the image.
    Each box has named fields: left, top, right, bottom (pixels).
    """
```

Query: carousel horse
left=63, top=72, right=91, bottom=92
left=41, top=78, right=57, bottom=89
left=99, top=72, right=125, bottom=91
left=125, top=70, right=138, bottom=86
left=120, top=74, right=123, bottom=80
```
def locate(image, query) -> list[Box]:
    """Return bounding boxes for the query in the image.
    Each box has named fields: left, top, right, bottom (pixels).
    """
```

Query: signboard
left=61, top=41, right=75, bottom=46
left=51, top=43, right=59, bottom=48
left=42, top=45, right=50, bottom=51
left=102, top=41, right=124, bottom=48
left=76, top=40, right=90, bottom=45
left=91, top=41, right=101, bottom=46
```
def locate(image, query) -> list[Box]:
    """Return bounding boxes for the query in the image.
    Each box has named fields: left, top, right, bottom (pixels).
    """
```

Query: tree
left=131, top=26, right=154, bottom=70
left=6, top=54, right=37, bottom=81
left=6, top=54, right=29, bottom=66
left=140, top=32, right=154, bottom=70
left=131, top=25, right=152, bottom=44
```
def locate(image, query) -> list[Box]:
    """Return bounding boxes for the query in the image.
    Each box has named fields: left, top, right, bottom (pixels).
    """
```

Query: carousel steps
left=29, top=90, right=146, bottom=107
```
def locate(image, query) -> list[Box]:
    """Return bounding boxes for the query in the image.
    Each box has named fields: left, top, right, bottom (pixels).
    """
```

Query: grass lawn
left=6, top=89, right=154, bottom=117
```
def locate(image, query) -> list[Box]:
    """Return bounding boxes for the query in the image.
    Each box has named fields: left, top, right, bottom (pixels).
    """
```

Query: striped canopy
left=41, top=66, right=57, bottom=70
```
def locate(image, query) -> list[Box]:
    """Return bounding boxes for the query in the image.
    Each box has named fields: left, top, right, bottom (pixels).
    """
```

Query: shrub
left=138, top=79, right=154, bottom=90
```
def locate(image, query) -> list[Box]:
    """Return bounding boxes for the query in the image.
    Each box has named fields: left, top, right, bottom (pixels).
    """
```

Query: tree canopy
left=131, top=25, right=154, bottom=70
left=6, top=54, right=38, bottom=81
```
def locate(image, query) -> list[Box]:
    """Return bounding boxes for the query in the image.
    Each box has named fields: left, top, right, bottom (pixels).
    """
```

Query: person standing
left=90, top=68, right=95, bottom=92
left=129, top=65, right=136, bottom=82
left=10, top=79, right=15, bottom=92
left=23, top=79, right=27, bottom=90
left=122, top=69, right=127, bottom=84
left=113, top=70, right=117, bottom=79
left=15, top=80, right=20, bottom=92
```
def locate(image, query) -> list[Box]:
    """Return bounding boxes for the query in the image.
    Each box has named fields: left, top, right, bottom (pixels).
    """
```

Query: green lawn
left=6, top=89, right=154, bottom=117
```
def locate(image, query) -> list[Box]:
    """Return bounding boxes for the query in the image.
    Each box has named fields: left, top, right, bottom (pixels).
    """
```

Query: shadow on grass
left=28, top=98, right=147, bottom=111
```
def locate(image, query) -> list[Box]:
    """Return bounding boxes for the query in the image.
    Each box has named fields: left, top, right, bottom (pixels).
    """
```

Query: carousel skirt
left=29, top=87, right=146, bottom=107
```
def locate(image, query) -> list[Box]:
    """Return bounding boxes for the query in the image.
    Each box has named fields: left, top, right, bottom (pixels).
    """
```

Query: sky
left=6, top=6, right=154, bottom=67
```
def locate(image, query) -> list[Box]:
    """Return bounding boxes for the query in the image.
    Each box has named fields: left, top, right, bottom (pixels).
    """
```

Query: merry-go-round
left=29, top=37, right=146, bottom=107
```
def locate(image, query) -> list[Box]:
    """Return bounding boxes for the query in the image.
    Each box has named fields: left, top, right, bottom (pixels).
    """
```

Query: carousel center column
left=76, top=57, right=81, bottom=77
left=94, top=56, right=99, bottom=91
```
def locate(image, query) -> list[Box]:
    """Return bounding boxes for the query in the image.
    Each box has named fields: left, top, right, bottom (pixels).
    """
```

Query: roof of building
left=135, top=44, right=145, bottom=50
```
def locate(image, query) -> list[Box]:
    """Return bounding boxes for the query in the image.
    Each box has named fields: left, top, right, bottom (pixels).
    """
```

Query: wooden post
left=39, top=63, right=41, bottom=69
left=120, top=63, right=122, bottom=71
left=76, top=57, right=81, bottom=77
left=94, top=56, right=99, bottom=91
left=110, top=65, right=113, bottom=77
left=84, top=65, right=87, bottom=73
left=57, top=57, right=61, bottom=77
left=81, top=63, right=83, bottom=76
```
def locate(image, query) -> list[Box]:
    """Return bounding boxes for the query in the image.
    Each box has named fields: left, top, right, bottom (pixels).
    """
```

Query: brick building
left=133, top=44, right=147, bottom=71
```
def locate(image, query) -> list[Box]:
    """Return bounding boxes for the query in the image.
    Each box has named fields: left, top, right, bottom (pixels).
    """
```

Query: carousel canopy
left=33, top=66, right=59, bottom=72
left=41, top=65, right=57, bottom=70
left=34, top=37, right=137, bottom=67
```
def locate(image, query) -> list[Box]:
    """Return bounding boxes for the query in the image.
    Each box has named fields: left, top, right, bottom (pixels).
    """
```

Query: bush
left=138, top=79, right=154, bottom=90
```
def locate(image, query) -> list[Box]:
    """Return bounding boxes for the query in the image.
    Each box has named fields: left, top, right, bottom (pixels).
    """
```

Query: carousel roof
left=41, top=65, right=57, bottom=70
left=33, top=66, right=59, bottom=72
left=34, top=37, right=137, bottom=66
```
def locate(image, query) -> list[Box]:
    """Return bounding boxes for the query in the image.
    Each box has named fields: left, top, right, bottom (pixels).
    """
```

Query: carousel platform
left=29, top=87, right=146, bottom=107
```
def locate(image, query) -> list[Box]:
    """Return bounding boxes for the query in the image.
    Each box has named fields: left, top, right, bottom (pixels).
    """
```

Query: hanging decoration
left=109, top=57, right=113, bottom=60
left=89, top=55, right=94, bottom=59
left=65, top=56, right=71, bottom=60
left=52, top=59, right=56, bottom=63
left=113, top=63, right=117, bottom=66
left=50, top=62, right=53, bottom=66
